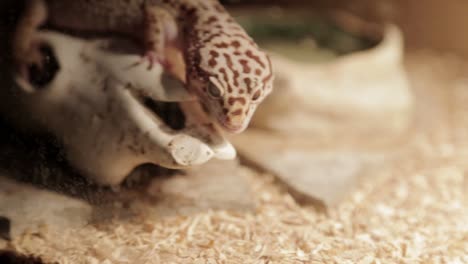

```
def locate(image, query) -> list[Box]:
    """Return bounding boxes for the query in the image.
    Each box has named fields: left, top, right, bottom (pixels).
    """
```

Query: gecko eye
left=208, top=82, right=223, bottom=99
left=251, top=90, right=262, bottom=102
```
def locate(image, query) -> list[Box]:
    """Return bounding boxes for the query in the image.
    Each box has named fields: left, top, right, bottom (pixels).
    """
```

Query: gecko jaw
left=221, top=124, right=245, bottom=134
left=218, top=104, right=258, bottom=134
left=218, top=117, right=248, bottom=134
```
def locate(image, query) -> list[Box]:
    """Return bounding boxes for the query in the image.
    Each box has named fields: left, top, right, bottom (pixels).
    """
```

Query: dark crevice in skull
left=0, top=216, right=11, bottom=241
left=28, top=43, right=60, bottom=88
left=142, top=98, right=186, bottom=131
left=123, top=163, right=178, bottom=189
left=0, top=250, right=45, bottom=264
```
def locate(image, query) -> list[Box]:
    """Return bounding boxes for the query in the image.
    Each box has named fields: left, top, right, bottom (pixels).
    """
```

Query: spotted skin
left=16, top=0, right=274, bottom=133
left=170, top=0, right=274, bottom=133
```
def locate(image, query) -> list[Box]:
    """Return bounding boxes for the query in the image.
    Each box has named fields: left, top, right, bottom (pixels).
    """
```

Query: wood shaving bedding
left=4, top=52, right=468, bottom=263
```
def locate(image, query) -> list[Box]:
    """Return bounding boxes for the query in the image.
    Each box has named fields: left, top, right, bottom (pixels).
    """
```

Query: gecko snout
left=220, top=109, right=249, bottom=134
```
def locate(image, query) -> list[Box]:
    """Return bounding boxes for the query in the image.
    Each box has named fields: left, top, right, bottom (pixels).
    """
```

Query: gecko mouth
left=218, top=119, right=246, bottom=134
left=197, top=102, right=245, bottom=134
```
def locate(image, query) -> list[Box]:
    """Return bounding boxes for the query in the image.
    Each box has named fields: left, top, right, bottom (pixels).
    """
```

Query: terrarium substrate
left=0, top=51, right=467, bottom=263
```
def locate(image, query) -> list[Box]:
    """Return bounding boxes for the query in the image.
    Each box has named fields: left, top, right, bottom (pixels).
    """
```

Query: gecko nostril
left=27, top=43, right=60, bottom=89
left=251, top=90, right=261, bottom=101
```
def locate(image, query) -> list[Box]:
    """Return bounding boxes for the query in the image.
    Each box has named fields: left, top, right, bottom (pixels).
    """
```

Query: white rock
left=233, top=130, right=386, bottom=206
left=252, top=25, right=412, bottom=141
left=147, top=160, right=255, bottom=215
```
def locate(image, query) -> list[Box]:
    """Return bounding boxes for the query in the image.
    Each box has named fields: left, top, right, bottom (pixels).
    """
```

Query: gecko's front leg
left=140, top=4, right=179, bottom=74
left=12, top=0, right=48, bottom=78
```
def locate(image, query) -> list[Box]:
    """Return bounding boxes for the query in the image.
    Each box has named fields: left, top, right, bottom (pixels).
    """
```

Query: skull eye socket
left=28, top=43, right=60, bottom=89
left=252, top=90, right=262, bottom=102
left=208, top=82, right=223, bottom=99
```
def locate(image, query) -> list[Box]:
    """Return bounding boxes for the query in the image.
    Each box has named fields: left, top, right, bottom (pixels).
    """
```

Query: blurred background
left=1, top=1, right=468, bottom=263
left=220, top=0, right=468, bottom=57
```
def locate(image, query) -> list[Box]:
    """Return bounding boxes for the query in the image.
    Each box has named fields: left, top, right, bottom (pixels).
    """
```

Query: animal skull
left=3, top=31, right=236, bottom=185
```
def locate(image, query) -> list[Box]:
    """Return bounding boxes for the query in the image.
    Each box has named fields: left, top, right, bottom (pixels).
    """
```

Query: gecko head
left=187, top=39, right=274, bottom=134
left=187, top=32, right=274, bottom=133
left=204, top=75, right=272, bottom=134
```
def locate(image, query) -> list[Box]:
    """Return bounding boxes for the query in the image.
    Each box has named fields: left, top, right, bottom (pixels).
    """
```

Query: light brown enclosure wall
left=394, top=0, right=468, bottom=57
left=245, top=0, right=468, bottom=56
left=314, top=0, right=468, bottom=57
